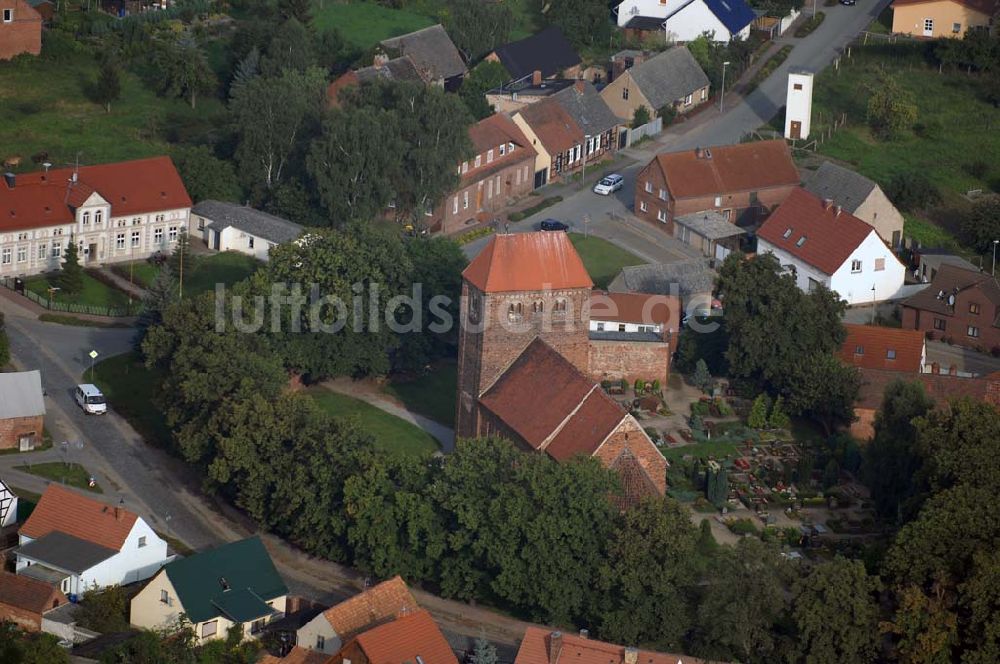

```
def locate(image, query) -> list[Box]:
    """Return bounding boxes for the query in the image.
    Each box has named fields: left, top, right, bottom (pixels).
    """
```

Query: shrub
left=963, top=160, right=990, bottom=180
left=884, top=172, right=941, bottom=211
left=456, top=226, right=495, bottom=245
left=651, top=379, right=661, bottom=392
left=748, top=394, right=770, bottom=429
left=634, top=379, right=645, bottom=393
left=728, top=518, right=759, bottom=536
left=631, top=105, right=651, bottom=128
left=794, top=12, right=825, bottom=38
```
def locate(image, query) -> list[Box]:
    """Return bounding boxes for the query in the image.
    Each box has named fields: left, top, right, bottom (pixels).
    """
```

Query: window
left=684, top=94, right=692, bottom=105
left=796, top=236, right=807, bottom=247
left=793, top=83, right=803, bottom=91
left=95, top=210, right=103, bottom=225
left=37, top=244, right=47, bottom=259
left=622, top=87, right=629, bottom=101
left=532, top=300, right=544, bottom=313
left=138, top=535, right=146, bottom=548
left=169, top=226, right=178, bottom=242
left=970, top=303, right=981, bottom=314
left=474, top=155, right=481, bottom=168
left=461, top=161, right=468, bottom=174
left=700, top=88, right=707, bottom=101
left=116, top=233, right=126, bottom=250
left=202, top=621, right=217, bottom=638
left=160, top=590, right=170, bottom=604
left=850, top=259, right=862, bottom=273
left=639, top=201, right=647, bottom=212
left=596, top=322, right=605, bottom=331
left=52, top=244, right=61, bottom=258
left=316, top=635, right=326, bottom=650
left=82, top=211, right=90, bottom=225
left=713, top=196, right=721, bottom=207
left=658, top=188, right=667, bottom=200
left=154, top=228, right=164, bottom=243
left=1, top=248, right=10, bottom=265
left=132, top=217, right=142, bottom=225
left=657, top=209, right=667, bottom=223
left=487, top=149, right=494, bottom=163
left=554, top=298, right=567, bottom=313
left=875, top=258, right=885, bottom=271
left=17, top=232, right=28, bottom=241
left=854, top=345, right=864, bottom=355
left=61, top=578, right=69, bottom=594
left=248, top=236, right=255, bottom=249
left=155, top=214, right=165, bottom=223
left=16, top=247, right=26, bottom=263
left=499, top=143, right=506, bottom=156
left=52, top=228, right=62, bottom=236
left=452, top=196, right=458, bottom=215
left=487, top=179, right=493, bottom=199
left=886, top=349, right=896, bottom=360
left=131, top=231, right=141, bottom=248
left=508, top=302, right=523, bottom=321
left=463, top=191, right=469, bottom=210
left=933, top=318, right=946, bottom=331
left=782, top=228, right=793, bottom=239
left=968, top=326, right=980, bottom=338
left=117, top=219, right=126, bottom=227
left=952, top=22, right=961, bottom=33
left=2, top=9, right=11, bottom=22
left=618, top=323, right=626, bottom=332
left=644, top=181, right=652, bottom=193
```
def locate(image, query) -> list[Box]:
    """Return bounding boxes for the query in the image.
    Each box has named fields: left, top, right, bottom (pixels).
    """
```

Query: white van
left=75, top=384, right=107, bottom=415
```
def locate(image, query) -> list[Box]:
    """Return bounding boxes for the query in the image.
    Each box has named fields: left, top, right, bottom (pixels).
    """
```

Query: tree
left=307, top=106, right=404, bottom=223
left=458, top=60, right=509, bottom=120
left=866, top=73, right=918, bottom=139
left=469, top=637, right=499, bottom=664
left=58, top=239, right=83, bottom=295
left=768, top=394, right=790, bottom=430
left=278, top=0, right=311, bottom=23
left=77, top=585, right=129, bottom=633
left=445, top=0, right=513, bottom=61
left=546, top=0, right=612, bottom=48
left=231, top=66, right=327, bottom=192
left=94, top=52, right=121, bottom=113
left=171, top=146, right=242, bottom=203
left=153, top=36, right=216, bottom=109
left=791, top=558, right=880, bottom=664
left=134, top=264, right=177, bottom=352
left=631, top=104, right=651, bottom=128
left=883, top=172, right=941, bottom=212
left=748, top=394, right=769, bottom=429
left=261, top=18, right=315, bottom=76
left=959, top=194, right=1000, bottom=254
left=167, top=228, right=194, bottom=295
left=706, top=465, right=729, bottom=507
left=863, top=380, right=934, bottom=522
left=692, top=358, right=713, bottom=394
left=784, top=354, right=860, bottom=436
left=0, top=312, right=9, bottom=368
left=822, top=458, right=841, bottom=489
left=0, top=622, right=70, bottom=664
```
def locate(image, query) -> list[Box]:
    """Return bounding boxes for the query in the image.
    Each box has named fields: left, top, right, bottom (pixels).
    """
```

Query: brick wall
left=432, top=156, right=535, bottom=235
left=588, top=339, right=670, bottom=384
left=0, top=0, right=42, bottom=60
left=902, top=299, right=1000, bottom=352
left=0, top=415, right=43, bottom=450
left=0, top=602, right=42, bottom=632
left=593, top=417, right=667, bottom=496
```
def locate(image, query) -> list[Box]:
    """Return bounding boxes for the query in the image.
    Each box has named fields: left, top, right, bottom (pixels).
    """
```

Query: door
left=923, top=18, right=933, bottom=36
left=88, top=243, right=97, bottom=263
left=212, top=230, right=221, bottom=251
left=789, top=120, right=801, bottom=139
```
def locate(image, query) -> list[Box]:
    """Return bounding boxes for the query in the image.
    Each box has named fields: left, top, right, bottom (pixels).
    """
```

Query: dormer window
left=782, top=228, right=792, bottom=239
left=796, top=236, right=806, bottom=247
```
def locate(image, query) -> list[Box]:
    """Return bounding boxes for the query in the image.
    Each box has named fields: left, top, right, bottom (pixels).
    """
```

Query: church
left=455, top=232, right=676, bottom=506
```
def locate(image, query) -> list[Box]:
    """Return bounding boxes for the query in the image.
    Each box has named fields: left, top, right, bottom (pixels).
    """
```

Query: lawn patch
left=183, top=252, right=260, bottom=296
left=568, top=234, right=644, bottom=289
left=91, top=352, right=171, bottom=448
left=25, top=272, right=132, bottom=315
left=383, top=361, right=457, bottom=426
left=111, top=261, right=160, bottom=289
left=662, top=440, right=742, bottom=462
left=312, top=0, right=436, bottom=48
left=15, top=462, right=103, bottom=493
left=37, top=314, right=133, bottom=328
left=309, top=387, right=440, bottom=457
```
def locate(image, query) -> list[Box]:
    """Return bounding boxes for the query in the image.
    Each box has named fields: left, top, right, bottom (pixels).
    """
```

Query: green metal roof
left=164, top=536, right=287, bottom=624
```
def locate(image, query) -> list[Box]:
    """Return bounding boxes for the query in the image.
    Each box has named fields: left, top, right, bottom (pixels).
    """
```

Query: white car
left=75, top=384, right=107, bottom=415
left=593, top=174, right=624, bottom=195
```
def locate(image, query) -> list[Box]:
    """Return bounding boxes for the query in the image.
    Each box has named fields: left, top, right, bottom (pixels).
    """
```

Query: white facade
left=202, top=224, right=275, bottom=262
left=589, top=319, right=664, bottom=334
left=784, top=71, right=814, bottom=140
left=758, top=230, right=906, bottom=305
left=16, top=518, right=170, bottom=596
left=297, top=614, right=342, bottom=655
left=0, top=480, right=17, bottom=528
left=616, top=0, right=752, bottom=41
left=0, top=193, right=193, bottom=279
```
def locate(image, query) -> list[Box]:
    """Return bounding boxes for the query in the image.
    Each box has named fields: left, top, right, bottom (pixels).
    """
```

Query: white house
left=757, top=188, right=905, bottom=305
left=0, top=157, right=193, bottom=278
left=190, top=201, right=303, bottom=262
left=587, top=290, right=679, bottom=340
left=615, top=0, right=755, bottom=42
left=15, top=485, right=170, bottom=597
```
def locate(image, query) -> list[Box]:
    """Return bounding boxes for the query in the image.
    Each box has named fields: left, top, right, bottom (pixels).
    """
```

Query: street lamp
left=992, top=239, right=998, bottom=276
left=871, top=284, right=877, bottom=324
left=719, top=61, right=731, bottom=112
left=581, top=134, right=592, bottom=185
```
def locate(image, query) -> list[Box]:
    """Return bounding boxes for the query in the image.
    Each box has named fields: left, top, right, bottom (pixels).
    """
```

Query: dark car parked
left=539, top=219, right=569, bottom=232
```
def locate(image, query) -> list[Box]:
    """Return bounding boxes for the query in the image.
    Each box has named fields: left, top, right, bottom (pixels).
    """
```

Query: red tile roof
left=839, top=324, right=925, bottom=372
left=902, top=263, right=1000, bottom=318
left=258, top=647, right=332, bottom=664
left=0, top=570, right=68, bottom=615
left=20, top=485, right=139, bottom=552
left=758, top=188, right=878, bottom=275
left=463, top=232, right=593, bottom=293
left=589, top=290, right=679, bottom=329
left=320, top=576, right=418, bottom=640
left=545, top=387, right=625, bottom=460
left=855, top=367, right=1000, bottom=410
left=654, top=139, right=799, bottom=200
left=891, top=0, right=997, bottom=14
left=469, top=114, right=532, bottom=155
left=349, top=609, right=458, bottom=664
left=1, top=156, right=192, bottom=233
left=514, top=626, right=719, bottom=664
left=479, top=338, right=600, bottom=449
left=518, top=98, right=584, bottom=156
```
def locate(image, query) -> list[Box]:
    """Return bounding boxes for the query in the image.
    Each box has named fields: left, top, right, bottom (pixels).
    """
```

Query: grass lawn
left=185, top=252, right=261, bottom=295
left=309, top=386, right=440, bottom=457
left=12, top=486, right=41, bottom=522
left=0, top=48, right=227, bottom=169
left=25, top=272, right=131, bottom=309
left=91, top=353, right=171, bottom=448
left=312, top=0, right=435, bottom=47
left=113, top=261, right=161, bottom=289
left=568, top=233, right=645, bottom=289
left=382, top=361, right=457, bottom=426
left=15, top=462, right=103, bottom=493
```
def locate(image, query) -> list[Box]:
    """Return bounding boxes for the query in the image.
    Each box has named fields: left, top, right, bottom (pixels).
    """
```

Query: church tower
left=455, top=232, right=594, bottom=439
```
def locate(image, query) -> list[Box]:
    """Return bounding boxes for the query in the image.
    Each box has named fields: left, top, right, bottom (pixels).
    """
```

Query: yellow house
left=890, top=0, right=997, bottom=38
left=130, top=537, right=287, bottom=644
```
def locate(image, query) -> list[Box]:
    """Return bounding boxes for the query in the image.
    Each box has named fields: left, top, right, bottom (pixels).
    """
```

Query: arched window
left=553, top=298, right=567, bottom=313
left=532, top=299, right=544, bottom=313
left=508, top=301, right=523, bottom=321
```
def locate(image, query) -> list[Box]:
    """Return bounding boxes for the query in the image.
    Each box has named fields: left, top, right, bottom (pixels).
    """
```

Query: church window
left=553, top=298, right=567, bottom=313
left=508, top=301, right=523, bottom=321
left=532, top=300, right=544, bottom=313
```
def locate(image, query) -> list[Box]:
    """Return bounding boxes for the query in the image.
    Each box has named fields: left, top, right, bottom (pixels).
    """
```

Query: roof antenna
left=42, top=162, right=52, bottom=174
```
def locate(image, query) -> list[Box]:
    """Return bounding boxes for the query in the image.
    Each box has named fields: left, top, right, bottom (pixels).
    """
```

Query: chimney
left=3, top=173, right=13, bottom=189
left=579, top=629, right=589, bottom=639
left=624, top=647, right=639, bottom=664
left=532, top=69, right=543, bottom=86
left=115, top=498, right=124, bottom=520
left=373, top=51, right=389, bottom=67
left=834, top=205, right=842, bottom=217
left=574, top=80, right=585, bottom=93
left=931, top=361, right=940, bottom=374
left=548, top=631, right=563, bottom=663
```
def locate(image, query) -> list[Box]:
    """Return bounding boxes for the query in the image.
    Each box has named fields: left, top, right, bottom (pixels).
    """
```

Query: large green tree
left=867, top=73, right=918, bottom=140
left=545, top=0, right=611, bottom=48
left=791, top=558, right=881, bottom=664
left=153, top=36, right=216, bottom=109
left=959, top=195, right=1000, bottom=255
left=784, top=353, right=861, bottom=436
left=458, top=60, right=509, bottom=120
left=94, top=51, right=121, bottom=113
left=0, top=622, right=69, bottom=664
left=444, top=0, right=514, bottom=61
left=171, top=146, right=242, bottom=204
left=261, top=18, right=315, bottom=76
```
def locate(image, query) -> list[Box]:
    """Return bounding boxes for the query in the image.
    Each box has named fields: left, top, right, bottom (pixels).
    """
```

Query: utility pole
left=992, top=239, right=998, bottom=276
left=719, top=61, right=731, bottom=112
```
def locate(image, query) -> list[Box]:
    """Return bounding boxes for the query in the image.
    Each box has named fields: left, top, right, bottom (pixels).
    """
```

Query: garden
left=568, top=234, right=644, bottom=289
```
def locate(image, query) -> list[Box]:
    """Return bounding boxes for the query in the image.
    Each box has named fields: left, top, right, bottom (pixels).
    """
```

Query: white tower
left=784, top=69, right=814, bottom=140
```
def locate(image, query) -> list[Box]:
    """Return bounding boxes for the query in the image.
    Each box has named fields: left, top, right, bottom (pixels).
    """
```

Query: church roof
left=463, top=232, right=593, bottom=293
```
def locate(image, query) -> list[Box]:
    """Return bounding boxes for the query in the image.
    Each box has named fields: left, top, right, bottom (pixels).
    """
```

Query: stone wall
left=588, top=339, right=670, bottom=385
left=0, top=414, right=43, bottom=450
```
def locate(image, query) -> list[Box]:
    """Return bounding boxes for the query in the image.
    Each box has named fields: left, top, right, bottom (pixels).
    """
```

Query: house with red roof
left=0, top=570, right=68, bottom=633
left=332, top=608, right=458, bottom=664
left=901, top=263, right=1000, bottom=352
left=839, top=324, right=927, bottom=373
left=14, top=485, right=169, bottom=597
left=0, top=156, right=192, bottom=278
left=430, top=114, right=537, bottom=235
left=634, top=140, right=800, bottom=232
left=456, top=233, right=670, bottom=506
left=515, top=626, right=721, bottom=664
left=756, top=188, right=906, bottom=305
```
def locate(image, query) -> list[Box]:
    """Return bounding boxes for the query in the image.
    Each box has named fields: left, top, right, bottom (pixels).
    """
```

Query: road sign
left=89, top=350, right=99, bottom=359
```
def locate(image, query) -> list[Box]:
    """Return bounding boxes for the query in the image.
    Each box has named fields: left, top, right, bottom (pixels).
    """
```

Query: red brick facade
left=902, top=301, right=1000, bottom=353
left=0, top=571, right=68, bottom=632
left=0, top=415, right=43, bottom=451
left=593, top=418, right=667, bottom=496
left=588, top=338, right=670, bottom=384
left=0, top=0, right=42, bottom=61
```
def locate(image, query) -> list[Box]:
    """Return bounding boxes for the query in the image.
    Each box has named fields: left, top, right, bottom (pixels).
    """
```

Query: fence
left=622, top=117, right=663, bottom=149
left=0, top=276, right=135, bottom=317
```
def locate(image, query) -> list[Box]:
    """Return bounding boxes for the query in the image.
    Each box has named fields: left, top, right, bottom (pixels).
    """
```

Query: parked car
left=839, top=0, right=856, bottom=5
left=74, top=384, right=107, bottom=415
left=539, top=219, right=570, bottom=232
left=593, top=174, right=624, bottom=195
